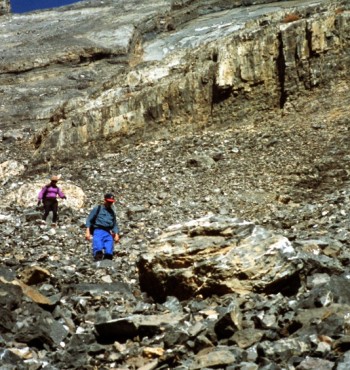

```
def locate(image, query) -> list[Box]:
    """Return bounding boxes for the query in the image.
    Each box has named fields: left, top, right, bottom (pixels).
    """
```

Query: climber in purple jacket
left=37, top=175, right=67, bottom=224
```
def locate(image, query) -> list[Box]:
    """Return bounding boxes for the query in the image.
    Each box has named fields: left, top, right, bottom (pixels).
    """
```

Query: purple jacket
left=38, top=184, right=66, bottom=200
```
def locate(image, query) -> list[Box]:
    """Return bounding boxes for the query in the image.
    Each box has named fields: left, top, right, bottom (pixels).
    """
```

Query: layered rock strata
left=0, top=0, right=348, bottom=163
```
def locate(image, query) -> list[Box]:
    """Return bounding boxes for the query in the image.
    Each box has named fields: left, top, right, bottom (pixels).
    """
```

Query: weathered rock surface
left=138, top=215, right=299, bottom=301
left=0, top=0, right=350, bottom=369
left=0, top=0, right=348, bottom=165
left=3, top=178, right=86, bottom=209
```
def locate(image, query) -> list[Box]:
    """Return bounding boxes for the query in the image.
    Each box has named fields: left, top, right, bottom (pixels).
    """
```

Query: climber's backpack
left=89, top=205, right=117, bottom=235
left=89, top=205, right=102, bottom=235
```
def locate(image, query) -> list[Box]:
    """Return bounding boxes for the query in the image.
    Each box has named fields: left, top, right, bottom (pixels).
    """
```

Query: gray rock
left=0, top=0, right=349, bottom=369
left=336, top=351, right=350, bottom=370
left=189, top=348, right=236, bottom=369
left=95, top=312, right=187, bottom=343
left=258, top=337, right=311, bottom=362
left=229, top=328, right=265, bottom=349
left=296, top=356, right=334, bottom=370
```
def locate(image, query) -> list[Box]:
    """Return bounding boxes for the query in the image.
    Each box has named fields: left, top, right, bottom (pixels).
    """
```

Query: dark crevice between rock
left=137, top=268, right=166, bottom=303
left=279, top=320, right=303, bottom=337
left=50, top=107, right=67, bottom=124
left=334, top=341, right=350, bottom=353
left=259, top=271, right=302, bottom=297
left=276, top=31, right=287, bottom=109
left=188, top=228, right=229, bottom=237
left=138, top=264, right=199, bottom=303
left=211, top=82, right=232, bottom=107
left=306, top=23, right=319, bottom=59
left=198, top=283, right=238, bottom=300
left=212, top=51, right=218, bottom=63
left=95, top=322, right=138, bottom=345
left=33, top=134, right=43, bottom=149
left=95, top=320, right=162, bottom=345
left=78, top=51, right=118, bottom=64
left=143, top=104, right=164, bottom=122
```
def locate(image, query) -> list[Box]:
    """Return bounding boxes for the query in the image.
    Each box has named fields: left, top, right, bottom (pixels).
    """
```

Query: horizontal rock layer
left=0, top=0, right=348, bottom=163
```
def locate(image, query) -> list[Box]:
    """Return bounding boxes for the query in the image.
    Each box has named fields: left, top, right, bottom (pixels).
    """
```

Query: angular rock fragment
left=189, top=348, right=236, bottom=369
left=95, top=312, right=187, bottom=343
left=19, top=265, right=51, bottom=285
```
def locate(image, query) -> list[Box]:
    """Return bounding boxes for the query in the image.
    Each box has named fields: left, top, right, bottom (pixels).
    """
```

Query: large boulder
left=3, top=179, right=86, bottom=209
left=137, top=215, right=301, bottom=302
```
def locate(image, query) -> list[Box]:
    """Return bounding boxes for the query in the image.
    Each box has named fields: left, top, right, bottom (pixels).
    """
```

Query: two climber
left=38, top=176, right=120, bottom=261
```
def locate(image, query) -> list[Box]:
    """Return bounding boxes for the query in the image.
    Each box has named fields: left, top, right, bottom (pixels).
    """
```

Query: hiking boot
left=104, top=254, right=113, bottom=260
left=94, top=251, right=103, bottom=261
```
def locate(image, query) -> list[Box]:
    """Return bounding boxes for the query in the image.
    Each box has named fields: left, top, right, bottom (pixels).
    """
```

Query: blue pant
left=92, top=229, right=114, bottom=256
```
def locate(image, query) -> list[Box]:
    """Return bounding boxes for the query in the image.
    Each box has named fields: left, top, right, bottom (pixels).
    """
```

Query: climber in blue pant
left=85, top=193, right=120, bottom=261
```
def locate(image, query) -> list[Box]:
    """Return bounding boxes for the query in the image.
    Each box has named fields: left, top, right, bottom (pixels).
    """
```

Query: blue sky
left=11, top=0, right=82, bottom=13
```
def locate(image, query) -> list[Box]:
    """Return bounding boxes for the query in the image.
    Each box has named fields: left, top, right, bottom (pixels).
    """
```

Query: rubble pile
left=1, top=85, right=350, bottom=369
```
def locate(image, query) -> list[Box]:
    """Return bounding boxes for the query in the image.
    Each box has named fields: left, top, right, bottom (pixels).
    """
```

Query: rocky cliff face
left=0, top=0, right=10, bottom=15
left=0, top=0, right=348, bottom=165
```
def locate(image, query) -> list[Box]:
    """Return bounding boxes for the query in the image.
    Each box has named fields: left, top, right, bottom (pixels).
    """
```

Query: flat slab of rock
left=95, top=312, right=186, bottom=342
left=0, top=277, right=53, bottom=305
left=138, top=215, right=299, bottom=301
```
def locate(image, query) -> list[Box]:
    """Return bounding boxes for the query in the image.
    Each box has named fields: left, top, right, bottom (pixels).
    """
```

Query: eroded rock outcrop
left=138, top=215, right=300, bottom=301
left=0, top=0, right=348, bottom=164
